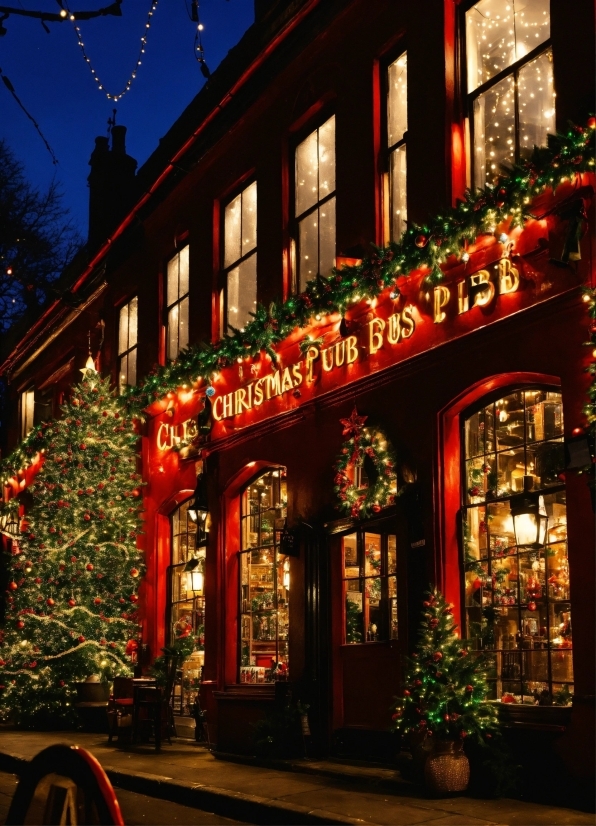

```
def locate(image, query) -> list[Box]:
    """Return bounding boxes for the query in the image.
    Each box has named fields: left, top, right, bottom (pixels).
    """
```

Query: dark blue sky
left=0, top=0, right=255, bottom=237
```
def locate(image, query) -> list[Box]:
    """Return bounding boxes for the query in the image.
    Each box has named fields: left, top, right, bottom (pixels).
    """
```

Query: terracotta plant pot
left=424, top=739, right=470, bottom=795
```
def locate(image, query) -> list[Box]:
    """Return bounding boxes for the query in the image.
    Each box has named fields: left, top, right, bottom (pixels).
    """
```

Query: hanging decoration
left=333, top=407, right=401, bottom=519
left=69, top=0, right=159, bottom=102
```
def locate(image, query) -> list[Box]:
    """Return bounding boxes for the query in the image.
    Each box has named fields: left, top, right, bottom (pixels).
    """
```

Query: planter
left=75, top=681, right=111, bottom=703
left=424, top=739, right=470, bottom=795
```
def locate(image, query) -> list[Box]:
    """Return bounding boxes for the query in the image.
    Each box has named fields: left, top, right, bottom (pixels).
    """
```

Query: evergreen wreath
left=333, top=407, right=401, bottom=519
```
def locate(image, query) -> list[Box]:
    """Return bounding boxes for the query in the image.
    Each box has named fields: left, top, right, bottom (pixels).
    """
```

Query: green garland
left=2, top=121, right=595, bottom=484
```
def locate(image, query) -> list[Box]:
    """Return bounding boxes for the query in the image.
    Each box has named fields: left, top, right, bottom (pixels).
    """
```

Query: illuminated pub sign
left=153, top=246, right=579, bottom=449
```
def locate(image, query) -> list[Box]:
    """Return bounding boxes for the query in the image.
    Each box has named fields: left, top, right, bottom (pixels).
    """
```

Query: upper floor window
left=343, top=529, right=398, bottom=644
left=118, top=296, right=138, bottom=393
left=239, top=468, right=289, bottom=683
left=463, top=388, right=572, bottom=706
left=20, top=389, right=34, bottom=440
left=295, top=116, right=336, bottom=292
left=387, top=52, right=407, bottom=240
left=223, top=181, right=257, bottom=334
left=166, top=245, right=189, bottom=360
left=466, top=0, right=554, bottom=189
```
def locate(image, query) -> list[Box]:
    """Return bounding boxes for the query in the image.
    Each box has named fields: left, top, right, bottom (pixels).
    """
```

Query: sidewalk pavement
left=0, top=730, right=592, bottom=826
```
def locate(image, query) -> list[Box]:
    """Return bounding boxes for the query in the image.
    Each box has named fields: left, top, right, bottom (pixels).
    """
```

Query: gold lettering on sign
left=156, top=422, right=171, bottom=451
left=322, top=347, right=335, bottom=372
left=470, top=269, right=495, bottom=307
left=401, top=305, right=415, bottom=337
left=387, top=312, right=401, bottom=344
left=346, top=335, right=358, bottom=363
left=368, top=317, right=385, bottom=354
left=433, top=286, right=450, bottom=323
left=306, top=346, right=320, bottom=382
left=254, top=378, right=265, bottom=407
left=292, top=362, right=303, bottom=386
left=457, top=280, right=468, bottom=314
left=499, top=258, right=519, bottom=294
left=281, top=367, right=293, bottom=393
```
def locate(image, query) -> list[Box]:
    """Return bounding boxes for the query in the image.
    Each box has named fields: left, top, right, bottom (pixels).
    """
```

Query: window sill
left=497, top=702, right=572, bottom=732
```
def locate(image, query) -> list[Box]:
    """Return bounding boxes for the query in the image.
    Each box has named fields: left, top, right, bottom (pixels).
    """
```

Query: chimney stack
left=88, top=125, right=137, bottom=251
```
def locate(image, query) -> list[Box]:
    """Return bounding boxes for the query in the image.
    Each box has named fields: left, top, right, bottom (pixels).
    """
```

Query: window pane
left=388, top=53, right=407, bottom=146
left=178, top=245, right=189, bottom=298
left=388, top=575, right=398, bottom=639
left=227, top=253, right=257, bottom=333
left=343, top=533, right=359, bottom=578
left=241, top=182, right=257, bottom=257
left=127, top=346, right=137, bottom=388
left=319, top=197, right=336, bottom=278
left=295, top=129, right=319, bottom=216
left=390, top=144, right=407, bottom=240
left=167, top=303, right=179, bottom=361
left=526, top=390, right=563, bottom=442
left=167, top=254, right=179, bottom=307
left=128, top=296, right=138, bottom=347
left=178, top=295, right=189, bottom=353
left=345, top=580, right=363, bottom=644
left=318, top=116, right=335, bottom=201
left=119, top=354, right=128, bottom=394
left=225, top=194, right=242, bottom=268
left=299, top=212, right=319, bottom=290
left=518, top=48, right=555, bottom=158
left=364, top=533, right=381, bottom=577
left=473, top=73, right=516, bottom=188
left=466, top=0, right=550, bottom=93
left=387, top=535, right=397, bottom=575
left=118, top=303, right=129, bottom=355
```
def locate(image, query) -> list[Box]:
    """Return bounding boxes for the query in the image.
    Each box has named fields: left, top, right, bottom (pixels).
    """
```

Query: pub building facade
left=1, top=0, right=594, bottom=795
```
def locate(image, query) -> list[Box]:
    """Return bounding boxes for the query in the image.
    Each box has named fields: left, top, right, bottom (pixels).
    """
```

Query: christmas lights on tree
left=0, top=372, right=144, bottom=727
left=391, top=589, right=498, bottom=742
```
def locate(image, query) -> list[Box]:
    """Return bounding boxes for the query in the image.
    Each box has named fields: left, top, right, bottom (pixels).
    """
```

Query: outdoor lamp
left=511, top=486, right=547, bottom=549
left=188, top=473, right=209, bottom=527
left=183, top=558, right=204, bottom=594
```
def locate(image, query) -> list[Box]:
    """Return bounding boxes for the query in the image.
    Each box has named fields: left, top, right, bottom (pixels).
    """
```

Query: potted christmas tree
left=391, top=588, right=498, bottom=795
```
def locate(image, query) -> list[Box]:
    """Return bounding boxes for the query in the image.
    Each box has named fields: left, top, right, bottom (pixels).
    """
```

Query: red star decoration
left=340, top=406, right=367, bottom=439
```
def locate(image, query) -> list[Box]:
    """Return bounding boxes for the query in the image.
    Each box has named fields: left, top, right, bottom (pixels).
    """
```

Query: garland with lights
left=1, top=122, right=594, bottom=496
left=0, top=371, right=144, bottom=728
left=69, top=0, right=159, bottom=102
left=118, top=120, right=595, bottom=419
left=333, top=407, right=401, bottom=519
left=390, top=588, right=498, bottom=742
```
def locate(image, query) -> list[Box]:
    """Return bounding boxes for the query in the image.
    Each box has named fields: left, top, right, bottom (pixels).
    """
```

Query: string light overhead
left=68, top=0, right=159, bottom=102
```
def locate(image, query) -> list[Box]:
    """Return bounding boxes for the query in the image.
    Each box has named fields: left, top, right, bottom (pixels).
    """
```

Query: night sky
left=0, top=0, right=255, bottom=238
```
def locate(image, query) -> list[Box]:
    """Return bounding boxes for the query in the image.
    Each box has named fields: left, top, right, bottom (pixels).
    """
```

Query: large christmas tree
left=0, top=370, right=144, bottom=727
left=391, top=588, right=498, bottom=742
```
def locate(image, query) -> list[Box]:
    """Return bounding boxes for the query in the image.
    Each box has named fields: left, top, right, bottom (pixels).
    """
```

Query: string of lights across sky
left=67, top=0, right=159, bottom=102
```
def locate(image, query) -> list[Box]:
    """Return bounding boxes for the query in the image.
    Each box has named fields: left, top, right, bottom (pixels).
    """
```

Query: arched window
left=168, top=499, right=205, bottom=714
left=239, top=468, right=289, bottom=683
left=463, top=388, right=572, bottom=706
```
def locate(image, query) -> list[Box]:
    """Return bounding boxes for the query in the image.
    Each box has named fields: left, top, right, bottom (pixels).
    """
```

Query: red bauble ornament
left=8, top=582, right=17, bottom=591
left=119, top=598, right=125, bottom=604
left=68, top=599, right=76, bottom=607
left=415, top=234, right=429, bottom=248
left=129, top=594, right=139, bottom=603
left=527, top=600, right=537, bottom=611
left=466, top=685, right=474, bottom=692
left=86, top=563, right=94, bottom=571
left=16, top=621, right=25, bottom=629
left=93, top=598, right=102, bottom=605
left=83, top=513, right=91, bottom=521
left=132, top=489, right=140, bottom=498
left=79, top=444, right=86, bottom=450
left=78, top=635, right=85, bottom=643
left=46, top=598, right=55, bottom=607
left=403, top=689, right=411, bottom=696
left=433, top=651, right=443, bottom=661
left=130, top=568, right=139, bottom=578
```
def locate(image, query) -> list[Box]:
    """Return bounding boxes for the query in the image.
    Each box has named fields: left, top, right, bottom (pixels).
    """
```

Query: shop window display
left=169, top=499, right=206, bottom=715
left=462, top=388, right=572, bottom=705
left=239, top=468, right=289, bottom=683
left=466, top=0, right=554, bottom=188
left=343, top=530, right=398, bottom=644
left=387, top=52, right=407, bottom=241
